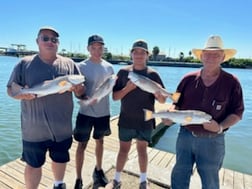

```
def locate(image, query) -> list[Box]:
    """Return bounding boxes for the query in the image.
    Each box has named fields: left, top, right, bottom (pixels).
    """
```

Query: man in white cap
left=163, top=35, right=244, bottom=189
left=7, top=26, right=85, bottom=189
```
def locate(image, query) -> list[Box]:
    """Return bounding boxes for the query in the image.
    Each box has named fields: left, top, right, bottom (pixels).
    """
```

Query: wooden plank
left=233, top=171, right=244, bottom=189
left=1, top=165, right=24, bottom=184
left=219, top=168, right=225, bottom=187
left=151, top=150, right=168, bottom=166
left=0, top=181, right=12, bottom=189
left=147, top=148, right=160, bottom=164
left=223, top=169, right=234, bottom=188
left=244, top=174, right=252, bottom=189
left=158, top=152, right=174, bottom=168
left=0, top=170, right=25, bottom=189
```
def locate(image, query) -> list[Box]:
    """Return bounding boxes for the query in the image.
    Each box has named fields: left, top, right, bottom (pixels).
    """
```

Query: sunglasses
left=40, top=36, right=59, bottom=44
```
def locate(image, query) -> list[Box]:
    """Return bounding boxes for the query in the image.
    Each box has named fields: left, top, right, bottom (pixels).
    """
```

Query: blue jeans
left=171, top=127, right=225, bottom=189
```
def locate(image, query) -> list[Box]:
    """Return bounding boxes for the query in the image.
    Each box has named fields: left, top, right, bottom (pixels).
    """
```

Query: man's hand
left=125, top=80, right=137, bottom=91
left=71, top=83, right=85, bottom=97
left=14, top=93, right=37, bottom=100
left=162, top=104, right=176, bottom=126
left=203, top=119, right=220, bottom=133
left=154, top=91, right=167, bottom=103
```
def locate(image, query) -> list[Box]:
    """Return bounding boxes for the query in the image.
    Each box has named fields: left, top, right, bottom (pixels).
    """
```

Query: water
left=0, top=56, right=251, bottom=175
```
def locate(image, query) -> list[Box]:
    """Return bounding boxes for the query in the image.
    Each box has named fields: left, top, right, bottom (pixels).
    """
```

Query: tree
left=152, top=46, right=160, bottom=60
left=189, top=51, right=192, bottom=57
left=179, top=52, right=184, bottom=61
left=103, top=52, right=112, bottom=60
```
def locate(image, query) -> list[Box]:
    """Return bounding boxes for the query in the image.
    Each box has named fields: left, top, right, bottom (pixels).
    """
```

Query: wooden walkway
left=0, top=103, right=252, bottom=189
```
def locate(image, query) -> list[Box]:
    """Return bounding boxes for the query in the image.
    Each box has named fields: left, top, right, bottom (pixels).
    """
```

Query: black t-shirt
left=113, top=65, right=165, bottom=130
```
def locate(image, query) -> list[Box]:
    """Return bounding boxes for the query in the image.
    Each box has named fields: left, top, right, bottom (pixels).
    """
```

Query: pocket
left=211, top=99, right=228, bottom=118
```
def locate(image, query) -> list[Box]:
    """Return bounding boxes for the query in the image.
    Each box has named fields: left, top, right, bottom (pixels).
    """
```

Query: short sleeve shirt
left=7, top=54, right=81, bottom=142
left=78, top=59, right=114, bottom=117
left=175, top=69, right=244, bottom=133
left=113, top=65, right=165, bottom=130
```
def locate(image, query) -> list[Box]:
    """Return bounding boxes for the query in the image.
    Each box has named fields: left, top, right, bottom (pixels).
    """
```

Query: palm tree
left=189, top=51, right=192, bottom=57
left=179, top=52, right=184, bottom=61
left=152, top=46, right=160, bottom=61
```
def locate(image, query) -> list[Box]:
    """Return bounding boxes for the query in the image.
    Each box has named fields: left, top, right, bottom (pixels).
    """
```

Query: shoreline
left=72, top=58, right=251, bottom=69
left=1, top=55, right=251, bottom=69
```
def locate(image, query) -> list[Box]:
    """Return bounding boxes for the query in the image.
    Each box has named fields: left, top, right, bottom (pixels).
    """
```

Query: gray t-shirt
left=78, top=59, right=114, bottom=117
left=7, top=54, right=81, bottom=142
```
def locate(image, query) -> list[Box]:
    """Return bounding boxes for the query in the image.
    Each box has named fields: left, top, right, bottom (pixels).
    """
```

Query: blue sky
left=1, top=0, right=251, bottom=58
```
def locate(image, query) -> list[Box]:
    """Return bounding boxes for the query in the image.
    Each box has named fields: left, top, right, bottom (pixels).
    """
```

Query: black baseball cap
left=131, top=40, right=148, bottom=52
left=88, top=35, right=104, bottom=45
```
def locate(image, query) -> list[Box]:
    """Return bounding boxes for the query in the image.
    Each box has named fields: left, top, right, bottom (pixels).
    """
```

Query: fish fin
left=171, top=92, right=181, bottom=103
left=181, top=117, right=192, bottom=126
left=143, top=109, right=153, bottom=121
left=58, top=80, right=68, bottom=87
left=42, top=80, right=53, bottom=86
left=185, top=116, right=192, bottom=123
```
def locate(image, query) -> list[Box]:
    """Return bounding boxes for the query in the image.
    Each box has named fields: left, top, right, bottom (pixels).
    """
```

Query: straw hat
left=192, top=35, right=237, bottom=62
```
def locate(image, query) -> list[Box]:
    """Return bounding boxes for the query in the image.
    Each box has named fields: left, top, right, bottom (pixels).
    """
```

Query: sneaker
left=53, top=183, right=66, bottom=189
left=74, top=178, right=83, bottom=189
left=105, top=180, right=121, bottom=189
left=92, top=167, right=109, bottom=187
left=139, top=181, right=150, bottom=189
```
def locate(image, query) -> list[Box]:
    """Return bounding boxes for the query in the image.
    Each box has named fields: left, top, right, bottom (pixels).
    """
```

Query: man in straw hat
left=163, top=35, right=244, bottom=189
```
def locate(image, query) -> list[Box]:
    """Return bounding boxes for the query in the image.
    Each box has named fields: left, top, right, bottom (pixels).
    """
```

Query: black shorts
left=73, top=113, right=111, bottom=142
left=22, top=137, right=72, bottom=168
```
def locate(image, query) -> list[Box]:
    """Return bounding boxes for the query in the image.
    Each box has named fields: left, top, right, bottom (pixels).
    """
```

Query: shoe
left=92, top=167, right=109, bottom=187
left=139, top=181, right=150, bottom=189
left=53, top=183, right=66, bottom=189
left=74, top=178, right=83, bottom=189
left=105, top=180, right=121, bottom=189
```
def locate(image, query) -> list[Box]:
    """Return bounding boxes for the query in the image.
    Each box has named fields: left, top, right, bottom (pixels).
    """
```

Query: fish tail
left=170, top=92, right=181, bottom=103
left=143, top=109, right=153, bottom=121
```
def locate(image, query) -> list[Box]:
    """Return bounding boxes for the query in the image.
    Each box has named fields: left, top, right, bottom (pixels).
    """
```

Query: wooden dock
left=0, top=102, right=252, bottom=189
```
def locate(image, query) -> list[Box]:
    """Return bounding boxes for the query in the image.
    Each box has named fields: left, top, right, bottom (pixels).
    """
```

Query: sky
left=0, top=0, right=251, bottom=58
